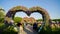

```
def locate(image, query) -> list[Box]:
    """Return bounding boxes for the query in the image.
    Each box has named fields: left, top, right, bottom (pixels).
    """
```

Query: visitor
left=33, top=22, right=38, bottom=31
left=17, top=23, right=24, bottom=34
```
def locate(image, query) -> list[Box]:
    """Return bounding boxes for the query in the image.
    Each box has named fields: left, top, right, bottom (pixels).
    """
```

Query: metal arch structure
left=4, top=6, right=50, bottom=32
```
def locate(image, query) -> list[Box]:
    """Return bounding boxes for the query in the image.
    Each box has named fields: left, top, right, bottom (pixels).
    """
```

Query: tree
left=37, top=19, right=43, bottom=21
left=0, top=8, right=5, bottom=23
left=14, top=17, right=22, bottom=23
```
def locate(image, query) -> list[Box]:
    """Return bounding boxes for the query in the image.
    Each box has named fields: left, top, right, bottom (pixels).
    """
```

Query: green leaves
left=14, top=17, right=22, bottom=23
left=0, top=8, right=5, bottom=23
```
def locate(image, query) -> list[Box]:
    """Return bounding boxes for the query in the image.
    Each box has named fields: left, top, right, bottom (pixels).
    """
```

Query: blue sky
left=0, top=0, right=60, bottom=19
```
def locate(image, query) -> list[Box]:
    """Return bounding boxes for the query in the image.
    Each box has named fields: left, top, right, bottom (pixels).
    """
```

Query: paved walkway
left=23, top=24, right=38, bottom=34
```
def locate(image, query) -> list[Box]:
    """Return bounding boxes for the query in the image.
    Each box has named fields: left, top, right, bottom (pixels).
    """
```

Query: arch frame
left=4, top=6, right=50, bottom=32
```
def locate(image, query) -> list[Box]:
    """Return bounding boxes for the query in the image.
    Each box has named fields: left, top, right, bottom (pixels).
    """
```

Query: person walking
left=33, top=22, right=38, bottom=31
left=17, top=23, right=24, bottom=34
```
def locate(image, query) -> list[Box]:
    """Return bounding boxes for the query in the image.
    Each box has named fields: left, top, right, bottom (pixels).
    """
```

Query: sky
left=0, top=0, right=60, bottom=19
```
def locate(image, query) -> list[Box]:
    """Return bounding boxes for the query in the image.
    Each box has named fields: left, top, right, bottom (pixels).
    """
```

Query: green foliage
left=0, top=23, right=17, bottom=34
left=14, top=17, right=22, bottom=23
left=52, top=19, right=60, bottom=21
left=39, top=26, right=60, bottom=34
left=37, top=19, right=43, bottom=21
left=0, top=18, right=4, bottom=23
left=0, top=22, right=60, bottom=34
left=0, top=8, right=5, bottom=23
left=0, top=8, right=5, bottom=17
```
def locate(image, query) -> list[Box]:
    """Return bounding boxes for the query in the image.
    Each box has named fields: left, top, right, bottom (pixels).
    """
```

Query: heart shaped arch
left=4, top=6, right=50, bottom=32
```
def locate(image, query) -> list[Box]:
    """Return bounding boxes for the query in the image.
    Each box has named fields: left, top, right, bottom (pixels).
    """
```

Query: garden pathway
left=23, top=24, right=38, bottom=34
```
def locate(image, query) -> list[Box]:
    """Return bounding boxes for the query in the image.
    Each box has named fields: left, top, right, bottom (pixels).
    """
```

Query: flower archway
left=4, top=6, right=50, bottom=32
